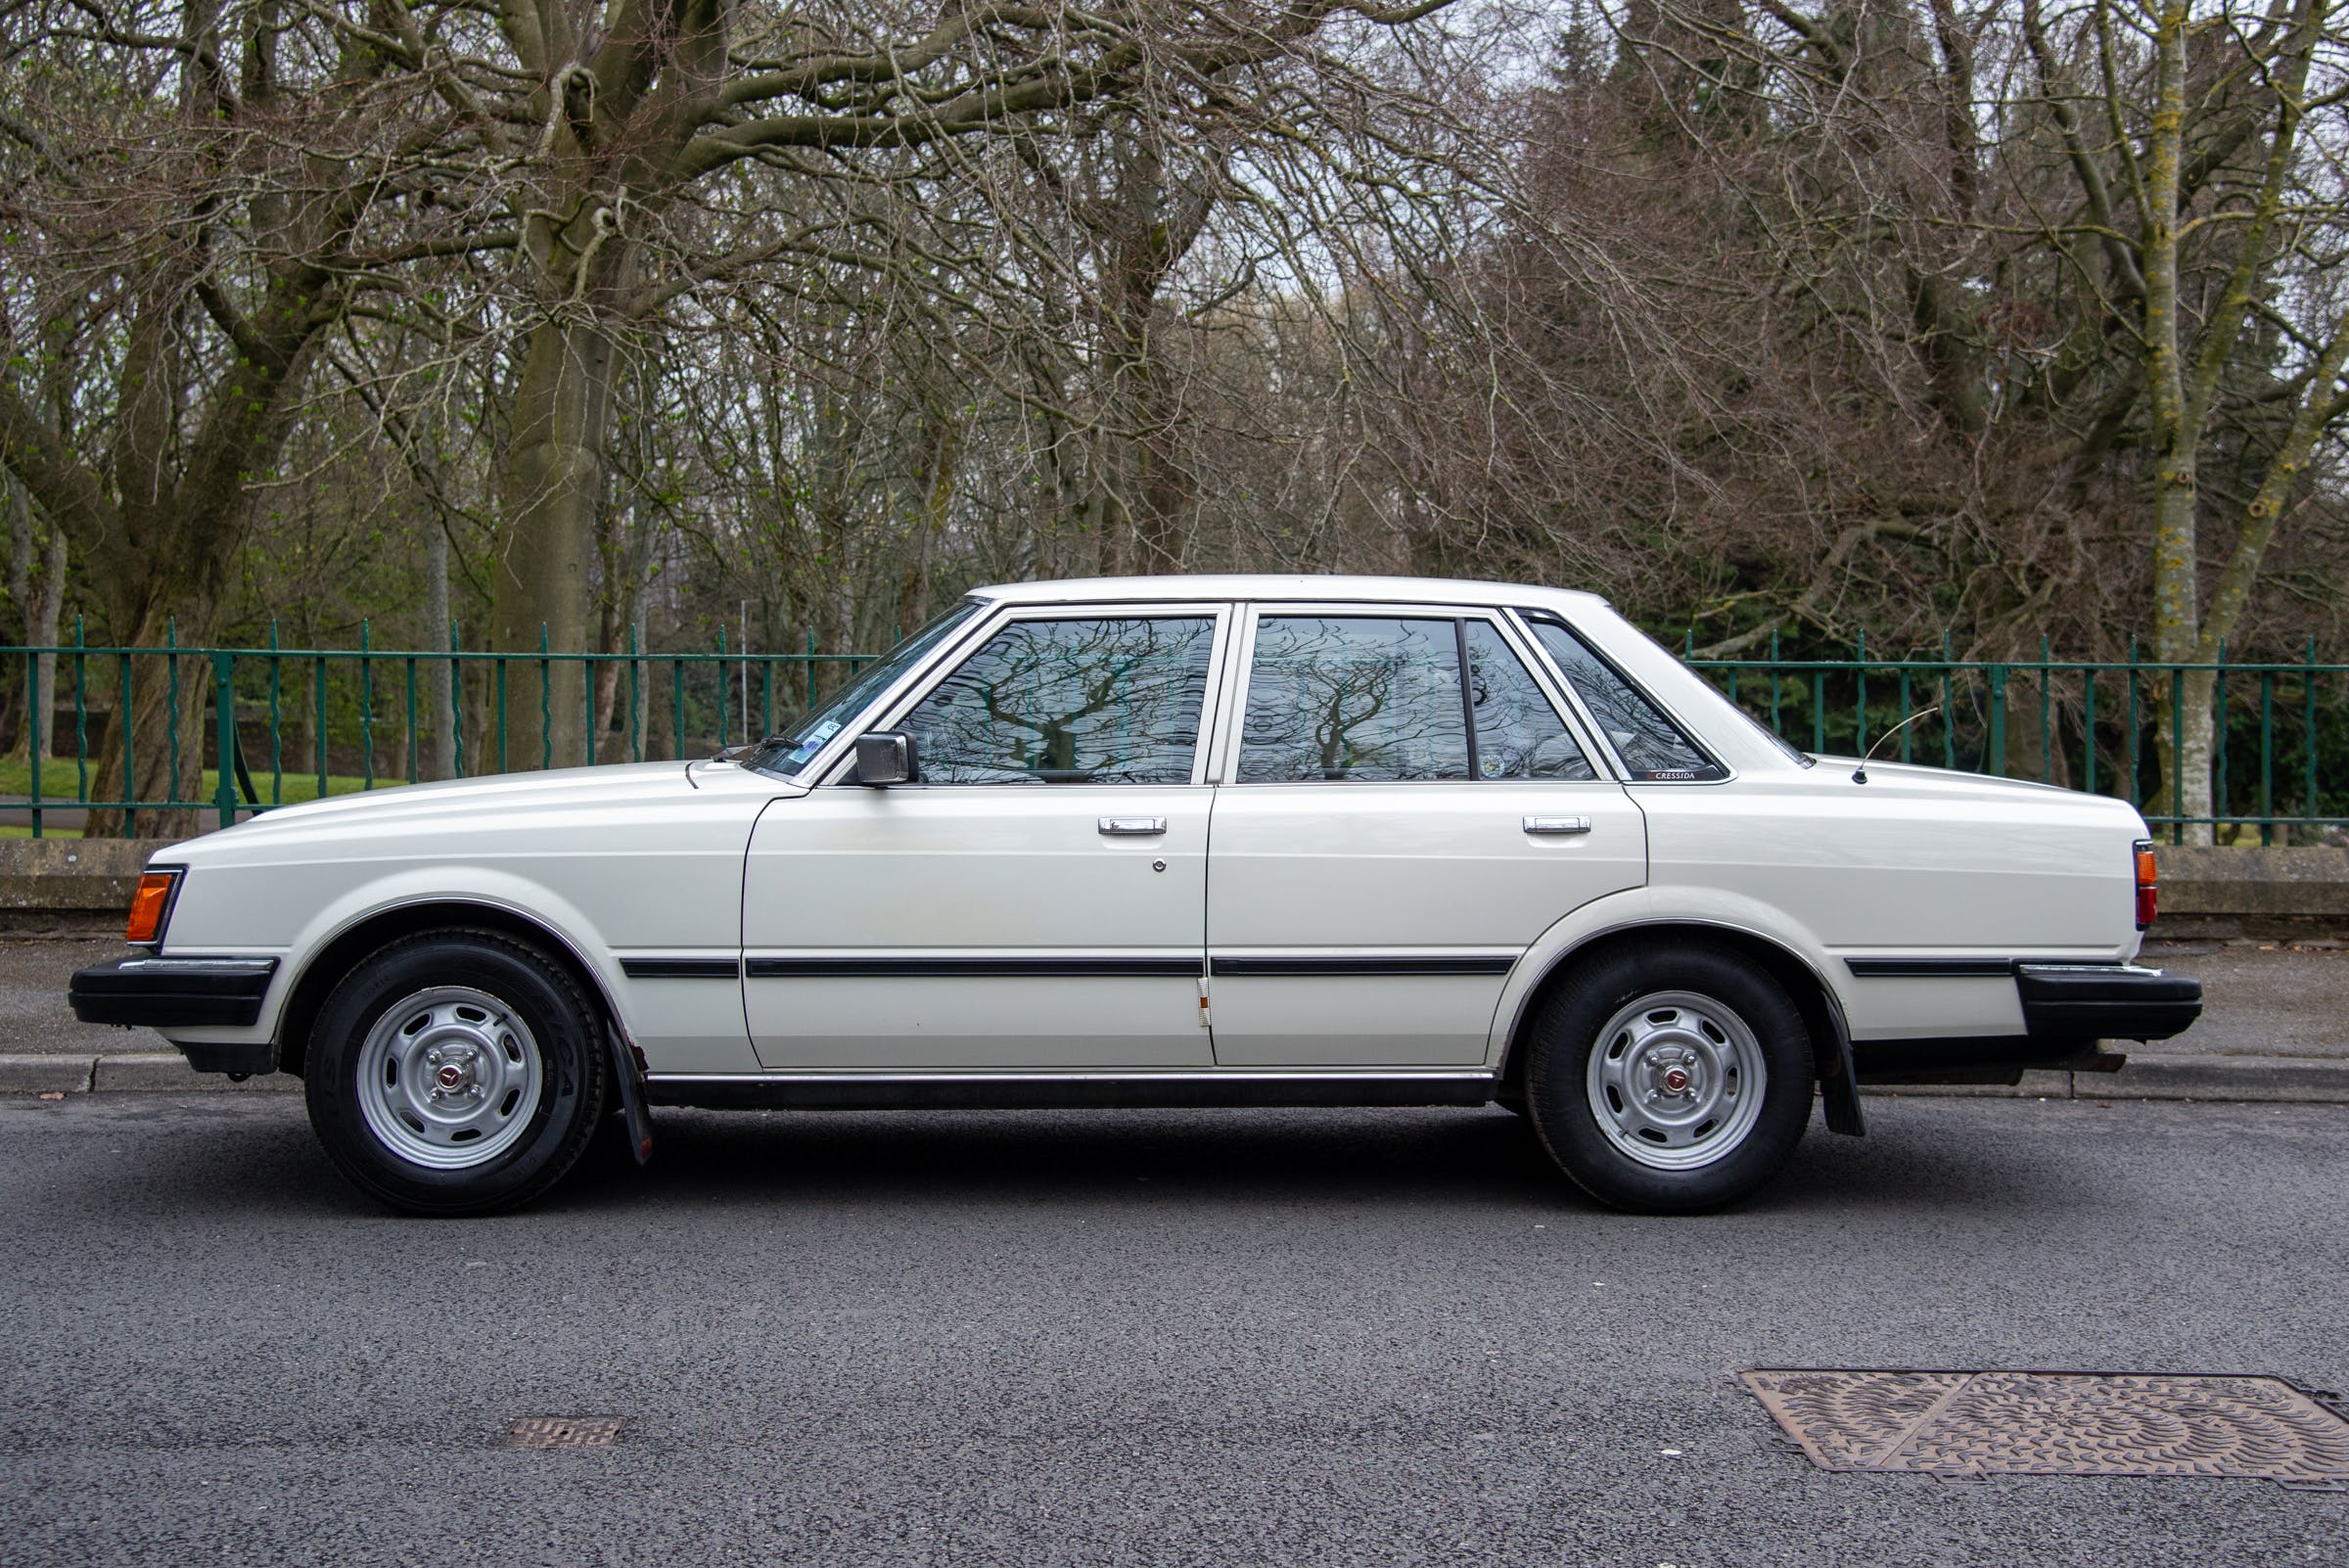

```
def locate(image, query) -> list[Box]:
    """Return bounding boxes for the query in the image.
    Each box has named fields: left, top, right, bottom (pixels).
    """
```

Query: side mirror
left=852, top=731, right=918, bottom=786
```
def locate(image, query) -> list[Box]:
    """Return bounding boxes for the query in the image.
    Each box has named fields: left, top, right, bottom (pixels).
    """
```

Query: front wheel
left=1522, top=944, right=1813, bottom=1213
left=305, top=931, right=609, bottom=1216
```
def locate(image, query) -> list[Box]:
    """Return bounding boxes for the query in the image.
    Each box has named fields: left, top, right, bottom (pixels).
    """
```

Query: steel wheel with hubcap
left=1585, top=991, right=1767, bottom=1172
left=354, top=987, right=544, bottom=1170
left=306, top=930, right=608, bottom=1216
left=1524, top=943, right=1813, bottom=1213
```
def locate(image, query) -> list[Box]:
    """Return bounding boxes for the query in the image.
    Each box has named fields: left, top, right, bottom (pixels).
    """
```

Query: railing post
left=165, top=619, right=181, bottom=806
left=2260, top=670, right=2275, bottom=847
left=2082, top=662, right=2097, bottom=797
left=2213, top=638, right=2229, bottom=840
left=2170, top=664, right=2185, bottom=846
left=2308, top=638, right=2321, bottom=829
left=1988, top=665, right=2007, bottom=777
left=211, top=650, right=238, bottom=831
left=25, top=647, right=40, bottom=840
left=360, top=620, right=376, bottom=790
left=537, top=623, right=551, bottom=771
left=452, top=619, right=467, bottom=779
left=117, top=650, right=134, bottom=839
left=266, top=621, right=283, bottom=805
left=71, top=615, right=88, bottom=804
left=1940, top=631, right=1955, bottom=770
left=2039, top=634, right=2052, bottom=784
left=628, top=623, right=641, bottom=765
left=2126, top=637, right=2141, bottom=808
left=1855, top=631, right=1867, bottom=756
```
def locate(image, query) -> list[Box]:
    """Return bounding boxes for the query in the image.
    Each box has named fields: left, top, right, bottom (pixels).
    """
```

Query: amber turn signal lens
left=2134, top=842, right=2158, bottom=929
left=125, top=871, right=178, bottom=945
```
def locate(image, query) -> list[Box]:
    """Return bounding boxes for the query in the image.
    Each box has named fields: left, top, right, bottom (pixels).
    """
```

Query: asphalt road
left=2, top=1093, right=2343, bottom=1567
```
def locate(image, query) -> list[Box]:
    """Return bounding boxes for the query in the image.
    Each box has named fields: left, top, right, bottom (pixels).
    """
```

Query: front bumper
left=69, top=956, right=279, bottom=1030
left=1853, top=962, right=2202, bottom=1084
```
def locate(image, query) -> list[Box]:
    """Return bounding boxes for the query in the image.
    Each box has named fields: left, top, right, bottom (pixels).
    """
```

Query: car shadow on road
left=547, top=1104, right=1577, bottom=1216
left=30, top=1095, right=2087, bottom=1223
left=532, top=1100, right=2075, bottom=1222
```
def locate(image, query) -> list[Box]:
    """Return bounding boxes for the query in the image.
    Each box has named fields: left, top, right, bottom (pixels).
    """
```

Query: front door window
left=903, top=617, right=1217, bottom=785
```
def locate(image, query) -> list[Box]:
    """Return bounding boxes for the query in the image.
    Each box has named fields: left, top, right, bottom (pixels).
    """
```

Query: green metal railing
left=2, top=620, right=875, bottom=837
left=1, top=623, right=2342, bottom=842
left=1685, top=631, right=2349, bottom=845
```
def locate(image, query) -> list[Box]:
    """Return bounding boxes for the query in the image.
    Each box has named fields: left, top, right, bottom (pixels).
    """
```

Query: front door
left=743, top=607, right=1228, bottom=1070
left=1205, top=608, right=1647, bottom=1066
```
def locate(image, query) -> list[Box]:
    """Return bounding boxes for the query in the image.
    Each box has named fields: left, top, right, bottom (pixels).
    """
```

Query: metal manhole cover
left=1742, top=1370, right=2349, bottom=1488
left=501, top=1415, right=622, bottom=1451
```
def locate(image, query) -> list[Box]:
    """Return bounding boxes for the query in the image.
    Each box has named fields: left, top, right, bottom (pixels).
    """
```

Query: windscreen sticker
left=786, top=720, right=842, bottom=765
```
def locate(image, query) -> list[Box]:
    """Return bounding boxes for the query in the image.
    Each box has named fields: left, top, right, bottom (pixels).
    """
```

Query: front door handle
left=1523, top=815, right=1592, bottom=836
left=1099, top=816, right=1168, bottom=836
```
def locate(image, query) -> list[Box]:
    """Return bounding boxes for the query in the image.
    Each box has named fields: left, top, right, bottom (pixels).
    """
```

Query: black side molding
left=620, top=957, right=740, bottom=980
left=745, top=955, right=1205, bottom=979
left=68, top=956, right=278, bottom=1030
left=1209, top=954, right=1518, bottom=977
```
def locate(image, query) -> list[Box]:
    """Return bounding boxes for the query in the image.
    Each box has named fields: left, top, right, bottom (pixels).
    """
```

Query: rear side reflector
left=2134, top=841, right=2158, bottom=929
left=125, top=871, right=179, bottom=945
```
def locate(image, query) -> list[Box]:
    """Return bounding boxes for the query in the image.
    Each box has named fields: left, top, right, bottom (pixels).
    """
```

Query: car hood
left=166, top=760, right=799, bottom=862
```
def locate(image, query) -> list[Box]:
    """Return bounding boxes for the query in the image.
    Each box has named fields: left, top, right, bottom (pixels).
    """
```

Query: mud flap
left=604, top=1022, right=655, bottom=1166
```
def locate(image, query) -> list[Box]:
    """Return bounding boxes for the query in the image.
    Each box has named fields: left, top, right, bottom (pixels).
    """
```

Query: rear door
left=1204, top=605, right=1647, bottom=1066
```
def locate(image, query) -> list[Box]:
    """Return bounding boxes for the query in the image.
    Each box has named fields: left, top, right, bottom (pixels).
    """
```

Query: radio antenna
left=1853, top=706, right=1941, bottom=784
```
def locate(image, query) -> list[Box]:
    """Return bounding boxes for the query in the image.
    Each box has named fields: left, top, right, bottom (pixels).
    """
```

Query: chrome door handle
left=1099, top=816, right=1168, bottom=836
left=1523, top=815, right=1592, bottom=836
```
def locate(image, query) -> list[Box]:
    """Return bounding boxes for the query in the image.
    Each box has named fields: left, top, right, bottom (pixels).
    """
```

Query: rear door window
left=1238, top=617, right=1470, bottom=782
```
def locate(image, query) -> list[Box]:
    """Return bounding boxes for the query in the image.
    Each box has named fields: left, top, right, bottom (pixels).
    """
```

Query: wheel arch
left=1495, top=919, right=1863, bottom=1135
left=274, top=899, right=622, bottom=1080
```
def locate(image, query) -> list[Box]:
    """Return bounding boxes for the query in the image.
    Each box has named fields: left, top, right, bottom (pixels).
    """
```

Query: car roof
left=968, top=574, right=1614, bottom=613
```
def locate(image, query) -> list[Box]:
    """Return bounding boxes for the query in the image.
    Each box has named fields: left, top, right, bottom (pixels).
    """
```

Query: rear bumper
left=1853, top=962, right=2200, bottom=1084
left=2012, top=962, right=2201, bottom=1041
left=68, top=956, right=279, bottom=1031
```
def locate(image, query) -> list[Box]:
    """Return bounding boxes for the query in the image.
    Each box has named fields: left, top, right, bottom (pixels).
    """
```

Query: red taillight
left=125, top=870, right=178, bottom=945
left=2134, top=841, right=2158, bottom=929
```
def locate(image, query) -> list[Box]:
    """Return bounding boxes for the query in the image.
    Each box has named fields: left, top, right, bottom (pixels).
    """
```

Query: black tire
left=304, top=930, right=610, bottom=1216
left=1522, top=942, right=1812, bottom=1213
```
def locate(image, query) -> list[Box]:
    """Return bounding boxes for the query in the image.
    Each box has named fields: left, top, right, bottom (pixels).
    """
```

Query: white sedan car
left=69, top=576, right=2200, bottom=1215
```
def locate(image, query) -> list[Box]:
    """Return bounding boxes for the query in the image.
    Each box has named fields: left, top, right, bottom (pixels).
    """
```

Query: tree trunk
left=5, top=481, right=65, bottom=763
left=2141, top=5, right=2212, bottom=846
left=491, top=310, right=620, bottom=770
left=82, top=611, right=216, bottom=841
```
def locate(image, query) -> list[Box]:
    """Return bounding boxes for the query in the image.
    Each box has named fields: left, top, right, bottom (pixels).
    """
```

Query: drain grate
left=501, top=1415, right=623, bottom=1451
left=1742, top=1370, right=2349, bottom=1489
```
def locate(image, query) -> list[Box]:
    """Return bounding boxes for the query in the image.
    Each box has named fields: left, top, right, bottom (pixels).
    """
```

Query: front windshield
left=737, top=600, right=986, bottom=779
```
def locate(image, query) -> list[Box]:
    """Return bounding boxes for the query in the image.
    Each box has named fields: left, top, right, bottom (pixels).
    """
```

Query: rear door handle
left=1099, top=816, right=1168, bottom=836
left=1523, top=815, right=1592, bottom=836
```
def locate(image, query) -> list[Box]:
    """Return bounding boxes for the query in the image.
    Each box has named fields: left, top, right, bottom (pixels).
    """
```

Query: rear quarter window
left=1522, top=615, right=1727, bottom=782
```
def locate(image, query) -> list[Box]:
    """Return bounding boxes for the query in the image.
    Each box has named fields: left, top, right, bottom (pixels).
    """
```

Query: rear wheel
left=1522, top=944, right=1812, bottom=1213
left=305, top=931, right=608, bottom=1216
